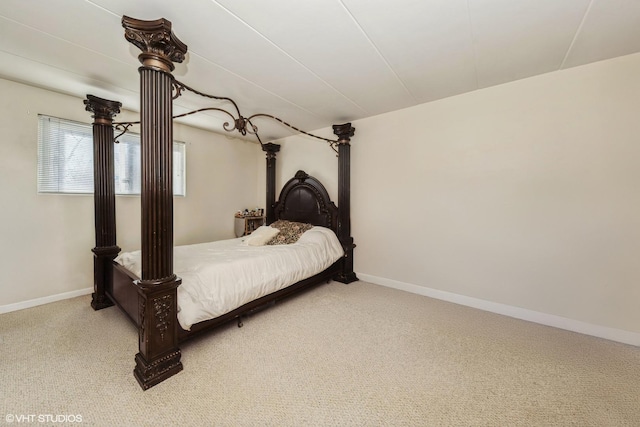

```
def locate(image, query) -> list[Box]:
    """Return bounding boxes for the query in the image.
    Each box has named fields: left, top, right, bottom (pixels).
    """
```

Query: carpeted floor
left=1, top=280, right=639, bottom=426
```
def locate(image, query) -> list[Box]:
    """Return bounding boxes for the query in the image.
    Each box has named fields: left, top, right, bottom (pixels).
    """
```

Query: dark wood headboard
left=273, top=170, right=338, bottom=233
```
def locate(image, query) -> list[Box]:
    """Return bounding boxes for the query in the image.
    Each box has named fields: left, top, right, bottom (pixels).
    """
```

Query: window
left=38, top=115, right=186, bottom=196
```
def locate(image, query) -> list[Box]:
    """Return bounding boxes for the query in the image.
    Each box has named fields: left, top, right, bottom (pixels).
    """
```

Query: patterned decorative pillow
left=267, top=220, right=313, bottom=245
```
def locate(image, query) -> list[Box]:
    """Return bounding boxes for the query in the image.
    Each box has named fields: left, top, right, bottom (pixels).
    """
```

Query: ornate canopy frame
left=84, top=16, right=357, bottom=390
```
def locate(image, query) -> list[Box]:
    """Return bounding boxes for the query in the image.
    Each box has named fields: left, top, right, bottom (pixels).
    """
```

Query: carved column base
left=91, top=245, right=120, bottom=311
left=134, top=350, right=183, bottom=390
left=335, top=241, right=358, bottom=284
left=134, top=276, right=182, bottom=390
left=91, top=294, right=114, bottom=310
left=335, top=271, right=359, bottom=284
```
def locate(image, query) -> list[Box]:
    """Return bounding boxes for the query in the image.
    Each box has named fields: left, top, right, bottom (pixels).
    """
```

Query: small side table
left=234, top=216, right=265, bottom=237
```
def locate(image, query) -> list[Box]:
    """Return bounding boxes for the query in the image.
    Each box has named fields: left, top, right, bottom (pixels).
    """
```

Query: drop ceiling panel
left=562, top=0, right=640, bottom=69
left=0, top=50, right=138, bottom=111
left=0, top=16, right=139, bottom=97
left=343, top=0, right=477, bottom=104
left=0, top=0, right=639, bottom=139
left=215, top=0, right=415, bottom=116
left=469, top=0, right=590, bottom=89
left=0, top=0, right=129, bottom=64
left=172, top=53, right=329, bottom=137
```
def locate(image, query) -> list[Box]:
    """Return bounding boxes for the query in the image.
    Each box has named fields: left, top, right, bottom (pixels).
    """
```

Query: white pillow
left=245, top=226, right=280, bottom=246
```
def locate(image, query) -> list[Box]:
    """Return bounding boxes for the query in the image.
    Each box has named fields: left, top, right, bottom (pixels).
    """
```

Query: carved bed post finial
left=122, top=16, right=187, bottom=390
left=333, top=123, right=355, bottom=143
left=122, top=16, right=187, bottom=72
left=85, top=94, right=121, bottom=125
left=85, top=95, right=122, bottom=311
left=332, top=123, right=358, bottom=284
left=263, top=143, right=281, bottom=225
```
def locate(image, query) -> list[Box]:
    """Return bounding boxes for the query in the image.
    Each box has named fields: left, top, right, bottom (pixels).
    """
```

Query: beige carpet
left=1, top=280, right=639, bottom=426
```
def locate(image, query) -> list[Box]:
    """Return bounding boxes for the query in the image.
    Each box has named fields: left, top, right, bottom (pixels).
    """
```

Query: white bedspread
left=114, top=226, right=344, bottom=330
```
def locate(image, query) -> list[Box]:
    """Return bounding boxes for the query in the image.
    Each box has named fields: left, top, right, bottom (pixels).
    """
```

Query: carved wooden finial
left=84, top=94, right=121, bottom=125
left=332, top=123, right=355, bottom=144
left=262, top=142, right=281, bottom=159
left=122, top=16, right=188, bottom=72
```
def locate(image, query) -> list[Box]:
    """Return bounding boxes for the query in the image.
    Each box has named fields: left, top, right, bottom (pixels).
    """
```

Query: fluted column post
left=85, top=95, right=122, bottom=310
left=262, top=143, right=280, bottom=225
left=333, top=123, right=358, bottom=284
left=122, top=15, right=188, bottom=390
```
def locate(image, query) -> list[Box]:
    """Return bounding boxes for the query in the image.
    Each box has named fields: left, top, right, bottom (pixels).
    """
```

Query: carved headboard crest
left=273, top=170, right=338, bottom=232
left=294, top=170, right=309, bottom=181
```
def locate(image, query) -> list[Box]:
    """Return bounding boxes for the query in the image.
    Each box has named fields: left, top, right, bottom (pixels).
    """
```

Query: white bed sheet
left=114, top=226, right=344, bottom=330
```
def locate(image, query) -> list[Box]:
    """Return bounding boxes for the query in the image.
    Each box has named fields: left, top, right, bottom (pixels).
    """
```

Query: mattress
left=114, top=226, right=344, bottom=330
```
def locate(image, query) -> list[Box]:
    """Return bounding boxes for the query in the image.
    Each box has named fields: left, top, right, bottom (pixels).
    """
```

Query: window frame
left=37, top=114, right=186, bottom=196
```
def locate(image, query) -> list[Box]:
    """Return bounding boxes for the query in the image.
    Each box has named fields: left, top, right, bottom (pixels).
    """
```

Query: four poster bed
left=84, top=16, right=357, bottom=390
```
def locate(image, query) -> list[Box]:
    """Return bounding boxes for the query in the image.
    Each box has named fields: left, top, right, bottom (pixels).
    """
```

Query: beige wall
left=253, top=126, right=339, bottom=219
left=271, top=53, right=640, bottom=336
left=0, top=78, right=261, bottom=307
left=357, top=53, right=640, bottom=335
left=3, top=51, right=639, bottom=338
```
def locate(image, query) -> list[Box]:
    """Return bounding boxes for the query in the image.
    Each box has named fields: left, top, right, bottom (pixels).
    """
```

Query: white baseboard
left=0, top=288, right=93, bottom=315
left=357, top=273, right=640, bottom=347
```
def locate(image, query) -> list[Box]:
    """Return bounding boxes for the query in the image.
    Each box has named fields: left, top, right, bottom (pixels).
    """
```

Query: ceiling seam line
left=83, top=0, right=120, bottom=18
left=560, top=0, right=594, bottom=69
left=337, top=0, right=418, bottom=104
left=211, top=0, right=369, bottom=116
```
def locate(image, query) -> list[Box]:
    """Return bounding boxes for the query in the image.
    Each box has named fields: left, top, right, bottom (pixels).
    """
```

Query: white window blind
left=38, top=115, right=186, bottom=196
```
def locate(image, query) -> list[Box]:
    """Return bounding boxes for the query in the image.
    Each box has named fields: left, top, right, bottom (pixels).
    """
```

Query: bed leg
left=237, top=317, right=244, bottom=328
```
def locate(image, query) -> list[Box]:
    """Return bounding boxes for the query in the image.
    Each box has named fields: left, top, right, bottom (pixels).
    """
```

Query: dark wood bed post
left=262, top=142, right=281, bottom=224
left=333, top=123, right=358, bottom=284
left=122, top=16, right=188, bottom=390
left=85, top=95, right=122, bottom=310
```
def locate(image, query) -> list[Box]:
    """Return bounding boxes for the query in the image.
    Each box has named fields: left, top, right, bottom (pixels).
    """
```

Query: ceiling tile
left=469, top=0, right=590, bottom=88
left=0, top=0, right=129, bottom=63
left=562, top=0, right=640, bottom=69
left=0, top=16, right=139, bottom=98
left=215, top=0, right=416, bottom=116
left=172, top=53, right=332, bottom=138
left=343, top=0, right=477, bottom=104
